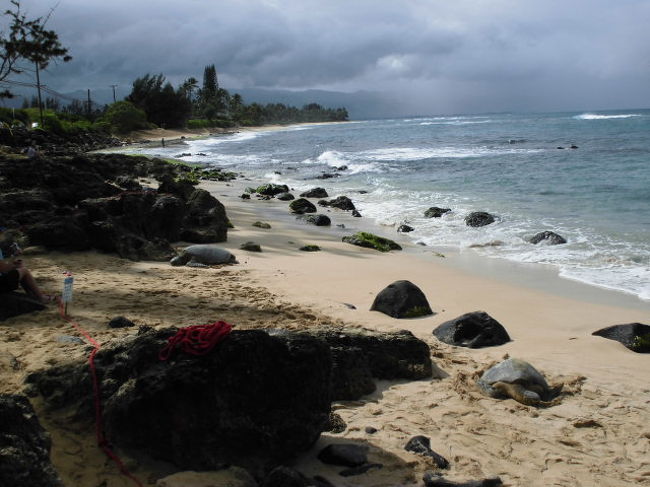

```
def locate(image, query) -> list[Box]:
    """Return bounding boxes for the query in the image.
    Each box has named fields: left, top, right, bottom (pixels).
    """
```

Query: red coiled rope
left=159, top=321, right=232, bottom=361
left=58, top=301, right=144, bottom=487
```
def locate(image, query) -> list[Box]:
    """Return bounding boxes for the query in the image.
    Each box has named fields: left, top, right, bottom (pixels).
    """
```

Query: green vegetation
left=126, top=73, right=192, bottom=129
left=124, top=64, right=348, bottom=131
left=99, top=101, right=150, bottom=134
left=631, top=333, right=650, bottom=353
left=403, top=306, right=433, bottom=318
left=342, top=232, right=402, bottom=252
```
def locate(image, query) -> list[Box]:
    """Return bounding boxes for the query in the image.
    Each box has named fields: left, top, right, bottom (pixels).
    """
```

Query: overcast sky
left=8, top=0, right=650, bottom=115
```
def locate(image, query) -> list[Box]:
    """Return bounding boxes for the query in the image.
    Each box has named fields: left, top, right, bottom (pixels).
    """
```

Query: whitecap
left=573, top=113, right=642, bottom=120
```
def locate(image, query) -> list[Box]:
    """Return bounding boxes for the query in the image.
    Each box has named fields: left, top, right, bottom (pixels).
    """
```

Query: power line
left=1, top=79, right=105, bottom=108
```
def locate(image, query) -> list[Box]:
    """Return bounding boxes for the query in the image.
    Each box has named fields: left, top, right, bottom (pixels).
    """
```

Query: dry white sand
left=1, top=174, right=649, bottom=487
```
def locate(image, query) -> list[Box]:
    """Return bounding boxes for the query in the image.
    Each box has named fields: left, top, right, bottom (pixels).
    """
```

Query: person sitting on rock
left=0, top=257, right=53, bottom=304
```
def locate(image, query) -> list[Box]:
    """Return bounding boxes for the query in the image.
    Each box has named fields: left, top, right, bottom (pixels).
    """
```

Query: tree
left=100, top=101, right=149, bottom=134
left=201, top=64, right=218, bottom=101
left=0, top=0, right=71, bottom=98
left=127, top=73, right=192, bottom=128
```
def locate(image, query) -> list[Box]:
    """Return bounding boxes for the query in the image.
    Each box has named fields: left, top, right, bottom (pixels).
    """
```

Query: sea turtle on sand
left=170, top=245, right=238, bottom=268
left=477, top=358, right=562, bottom=406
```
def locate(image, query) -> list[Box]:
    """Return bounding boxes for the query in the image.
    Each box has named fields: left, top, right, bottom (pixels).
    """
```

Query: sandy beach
left=2, top=162, right=650, bottom=486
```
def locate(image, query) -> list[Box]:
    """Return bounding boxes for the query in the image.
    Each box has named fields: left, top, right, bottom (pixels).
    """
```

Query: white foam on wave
left=419, top=120, right=492, bottom=126
left=358, top=146, right=541, bottom=161
left=574, top=113, right=642, bottom=120
left=346, top=183, right=650, bottom=301
left=187, top=131, right=264, bottom=152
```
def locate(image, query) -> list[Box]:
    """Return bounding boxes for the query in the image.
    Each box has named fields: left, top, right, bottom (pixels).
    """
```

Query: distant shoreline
left=122, top=121, right=351, bottom=147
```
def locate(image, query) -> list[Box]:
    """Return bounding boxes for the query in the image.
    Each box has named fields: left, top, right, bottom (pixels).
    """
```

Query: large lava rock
left=432, top=311, right=511, bottom=348
left=465, top=212, right=495, bottom=227
left=371, top=280, right=434, bottom=318
left=289, top=198, right=317, bottom=214
left=0, top=153, right=230, bottom=259
left=0, top=394, right=63, bottom=487
left=592, top=323, right=650, bottom=353
left=27, top=328, right=332, bottom=474
left=0, top=292, right=46, bottom=322
left=299, top=328, right=433, bottom=400
left=180, top=188, right=229, bottom=243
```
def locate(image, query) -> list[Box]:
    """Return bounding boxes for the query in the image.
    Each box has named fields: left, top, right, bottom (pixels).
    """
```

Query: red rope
left=58, top=301, right=144, bottom=487
left=159, top=321, right=232, bottom=361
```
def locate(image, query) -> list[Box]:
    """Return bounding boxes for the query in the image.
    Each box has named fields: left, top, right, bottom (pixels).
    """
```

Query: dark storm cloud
left=18, top=0, right=650, bottom=113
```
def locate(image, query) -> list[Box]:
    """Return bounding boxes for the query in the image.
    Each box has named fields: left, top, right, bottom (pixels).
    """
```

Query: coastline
left=1, top=144, right=649, bottom=485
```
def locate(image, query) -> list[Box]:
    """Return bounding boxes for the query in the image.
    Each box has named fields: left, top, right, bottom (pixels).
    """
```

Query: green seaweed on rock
left=631, top=333, right=650, bottom=353
left=342, top=232, right=402, bottom=252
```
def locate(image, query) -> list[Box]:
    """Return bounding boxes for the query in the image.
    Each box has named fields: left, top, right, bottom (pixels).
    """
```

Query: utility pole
left=35, top=63, right=44, bottom=127
left=87, top=89, right=91, bottom=118
left=110, top=84, right=117, bottom=103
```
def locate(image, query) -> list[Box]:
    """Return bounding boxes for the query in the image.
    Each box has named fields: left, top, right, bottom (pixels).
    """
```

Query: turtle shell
left=477, top=358, right=549, bottom=398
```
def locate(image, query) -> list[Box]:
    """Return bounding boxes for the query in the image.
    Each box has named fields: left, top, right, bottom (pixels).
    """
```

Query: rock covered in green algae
left=342, top=232, right=402, bottom=252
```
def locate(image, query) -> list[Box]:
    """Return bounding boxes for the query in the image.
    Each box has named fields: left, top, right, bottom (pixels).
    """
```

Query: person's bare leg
left=17, top=267, right=47, bottom=303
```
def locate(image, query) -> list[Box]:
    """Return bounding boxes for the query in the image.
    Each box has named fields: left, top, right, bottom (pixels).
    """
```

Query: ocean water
left=130, top=110, right=650, bottom=301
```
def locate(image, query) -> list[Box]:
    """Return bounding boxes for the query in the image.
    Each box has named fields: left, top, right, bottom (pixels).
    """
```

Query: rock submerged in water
left=370, top=280, right=434, bottom=319
left=592, top=323, right=650, bottom=353
left=528, top=231, right=567, bottom=245
left=424, top=207, right=451, bottom=218
left=342, top=232, right=401, bottom=252
left=465, top=211, right=496, bottom=227
left=432, top=311, right=510, bottom=348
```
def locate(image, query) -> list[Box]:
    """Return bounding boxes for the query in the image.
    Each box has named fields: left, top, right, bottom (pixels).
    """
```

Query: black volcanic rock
left=465, top=212, right=495, bottom=227
left=592, top=323, right=650, bottom=353
left=371, top=280, right=434, bottom=319
left=529, top=231, right=567, bottom=245
left=27, top=328, right=332, bottom=474
left=432, top=311, right=510, bottom=348
left=0, top=394, right=63, bottom=487
left=424, top=207, right=451, bottom=218
left=290, top=198, right=317, bottom=214
left=300, top=188, right=329, bottom=198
